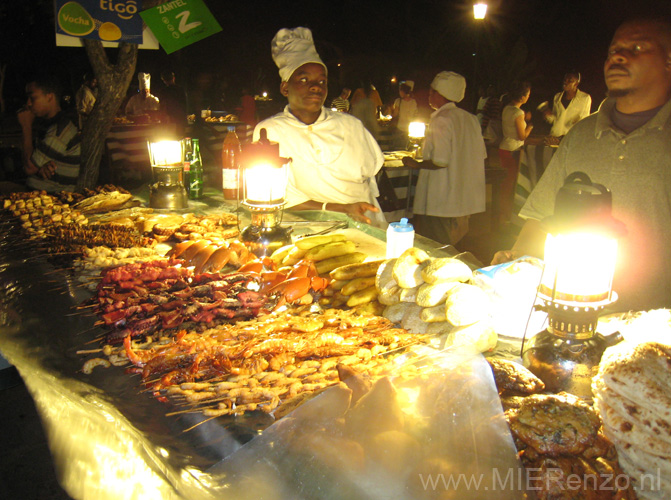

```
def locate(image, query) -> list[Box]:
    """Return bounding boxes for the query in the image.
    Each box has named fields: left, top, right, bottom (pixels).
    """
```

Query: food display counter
left=0, top=187, right=654, bottom=500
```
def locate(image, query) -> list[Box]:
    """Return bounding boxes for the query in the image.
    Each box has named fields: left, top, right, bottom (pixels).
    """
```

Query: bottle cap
left=390, top=218, right=414, bottom=232
left=227, top=125, right=235, bottom=132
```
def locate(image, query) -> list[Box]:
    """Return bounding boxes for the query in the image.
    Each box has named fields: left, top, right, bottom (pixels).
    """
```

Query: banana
left=330, top=259, right=385, bottom=281
left=305, top=240, right=356, bottom=262
left=346, top=285, right=378, bottom=307
left=315, top=252, right=366, bottom=275
left=328, top=279, right=348, bottom=291
left=282, top=245, right=309, bottom=266
left=294, top=233, right=347, bottom=250
left=269, top=244, right=294, bottom=265
left=341, top=276, right=377, bottom=296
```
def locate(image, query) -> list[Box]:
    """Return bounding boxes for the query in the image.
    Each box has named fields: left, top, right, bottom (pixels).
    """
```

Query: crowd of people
left=10, top=16, right=671, bottom=312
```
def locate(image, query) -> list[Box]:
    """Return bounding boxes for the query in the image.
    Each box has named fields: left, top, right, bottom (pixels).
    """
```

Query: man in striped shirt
left=18, top=75, right=81, bottom=192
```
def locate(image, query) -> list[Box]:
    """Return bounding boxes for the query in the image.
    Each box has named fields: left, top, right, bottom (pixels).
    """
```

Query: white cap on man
left=431, top=71, right=466, bottom=103
left=271, top=27, right=326, bottom=82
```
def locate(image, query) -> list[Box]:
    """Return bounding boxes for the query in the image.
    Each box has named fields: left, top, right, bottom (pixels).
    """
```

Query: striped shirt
left=331, top=96, right=350, bottom=112
left=31, top=112, right=81, bottom=183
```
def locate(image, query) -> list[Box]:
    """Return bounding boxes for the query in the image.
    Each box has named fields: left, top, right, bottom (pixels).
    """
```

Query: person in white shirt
left=402, top=71, right=487, bottom=245
left=125, top=72, right=160, bottom=116
left=75, top=73, right=97, bottom=129
left=392, top=81, right=418, bottom=134
left=253, top=27, right=385, bottom=227
left=542, top=71, right=592, bottom=137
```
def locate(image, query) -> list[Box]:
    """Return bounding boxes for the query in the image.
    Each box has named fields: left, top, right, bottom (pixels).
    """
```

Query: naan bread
left=593, top=377, right=671, bottom=445
left=596, top=398, right=671, bottom=460
left=594, top=341, right=671, bottom=499
left=596, top=342, right=671, bottom=422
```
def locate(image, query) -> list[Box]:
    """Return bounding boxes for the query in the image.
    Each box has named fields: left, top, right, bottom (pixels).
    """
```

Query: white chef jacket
left=413, top=102, right=487, bottom=218
left=125, top=93, right=160, bottom=116
left=546, top=89, right=592, bottom=137
left=253, top=106, right=386, bottom=227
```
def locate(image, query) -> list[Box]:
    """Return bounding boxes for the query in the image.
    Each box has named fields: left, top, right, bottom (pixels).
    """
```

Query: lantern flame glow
left=408, top=121, right=426, bottom=139
left=244, top=162, right=287, bottom=204
left=540, top=232, right=618, bottom=303
left=147, top=140, right=182, bottom=166
left=473, top=2, right=487, bottom=20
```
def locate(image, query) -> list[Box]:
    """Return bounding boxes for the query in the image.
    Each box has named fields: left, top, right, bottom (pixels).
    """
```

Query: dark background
left=2, top=0, right=671, bottom=123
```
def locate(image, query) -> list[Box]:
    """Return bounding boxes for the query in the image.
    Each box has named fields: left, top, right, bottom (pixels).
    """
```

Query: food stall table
left=0, top=191, right=526, bottom=499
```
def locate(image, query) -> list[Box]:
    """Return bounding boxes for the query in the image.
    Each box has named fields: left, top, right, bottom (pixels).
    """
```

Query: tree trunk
left=77, top=40, right=137, bottom=191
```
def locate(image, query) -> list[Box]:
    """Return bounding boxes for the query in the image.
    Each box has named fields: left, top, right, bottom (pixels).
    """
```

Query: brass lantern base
left=149, top=165, right=188, bottom=210
left=522, top=296, right=622, bottom=400
left=240, top=223, right=292, bottom=258
left=522, top=327, right=621, bottom=400
left=240, top=206, right=292, bottom=257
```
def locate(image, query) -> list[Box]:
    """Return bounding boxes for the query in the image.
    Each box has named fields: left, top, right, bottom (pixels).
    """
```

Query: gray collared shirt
left=520, top=97, right=671, bottom=312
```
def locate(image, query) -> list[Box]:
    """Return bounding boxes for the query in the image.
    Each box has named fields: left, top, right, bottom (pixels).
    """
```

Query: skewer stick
left=76, top=348, right=104, bottom=354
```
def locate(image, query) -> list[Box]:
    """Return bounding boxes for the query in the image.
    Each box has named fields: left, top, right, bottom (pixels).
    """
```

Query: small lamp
left=407, top=121, right=426, bottom=159
left=522, top=172, right=626, bottom=399
left=239, top=129, right=293, bottom=257
left=147, top=139, right=188, bottom=209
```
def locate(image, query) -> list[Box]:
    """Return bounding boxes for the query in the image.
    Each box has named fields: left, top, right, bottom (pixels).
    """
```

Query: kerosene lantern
left=239, top=129, right=293, bottom=257
left=147, top=139, right=188, bottom=209
left=407, top=121, right=426, bottom=159
left=522, top=172, right=626, bottom=400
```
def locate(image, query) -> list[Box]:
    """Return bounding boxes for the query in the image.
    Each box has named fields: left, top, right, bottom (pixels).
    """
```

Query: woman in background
left=498, top=81, right=533, bottom=224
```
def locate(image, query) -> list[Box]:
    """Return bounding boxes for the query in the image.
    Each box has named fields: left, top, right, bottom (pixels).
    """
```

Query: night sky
left=3, top=0, right=671, bottom=117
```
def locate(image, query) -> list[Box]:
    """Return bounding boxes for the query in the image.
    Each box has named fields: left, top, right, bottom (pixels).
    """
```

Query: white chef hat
left=271, top=27, right=326, bottom=82
left=138, top=72, right=151, bottom=90
left=401, top=80, right=415, bottom=91
left=431, top=71, right=466, bottom=102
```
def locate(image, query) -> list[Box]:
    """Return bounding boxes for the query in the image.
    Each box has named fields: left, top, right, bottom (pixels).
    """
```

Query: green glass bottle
left=189, top=138, right=203, bottom=199
left=182, top=137, right=192, bottom=196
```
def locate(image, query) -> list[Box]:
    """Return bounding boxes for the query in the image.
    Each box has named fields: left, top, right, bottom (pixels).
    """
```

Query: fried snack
left=487, top=358, right=545, bottom=396
left=508, top=393, right=601, bottom=456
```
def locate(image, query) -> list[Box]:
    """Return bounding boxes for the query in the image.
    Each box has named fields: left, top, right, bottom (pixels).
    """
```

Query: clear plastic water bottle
left=386, top=218, right=415, bottom=258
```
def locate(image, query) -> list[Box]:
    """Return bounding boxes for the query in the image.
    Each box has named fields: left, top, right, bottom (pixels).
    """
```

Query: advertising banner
left=140, top=0, right=222, bottom=54
left=54, top=0, right=143, bottom=44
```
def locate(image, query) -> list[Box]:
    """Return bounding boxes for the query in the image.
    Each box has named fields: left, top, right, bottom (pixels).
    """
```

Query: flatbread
left=613, top=443, right=671, bottom=500
left=595, top=397, right=671, bottom=460
left=593, top=377, right=671, bottom=446
left=596, top=342, right=671, bottom=422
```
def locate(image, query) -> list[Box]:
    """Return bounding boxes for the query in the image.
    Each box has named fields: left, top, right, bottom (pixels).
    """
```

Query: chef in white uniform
left=402, top=71, right=487, bottom=245
left=253, top=27, right=386, bottom=227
